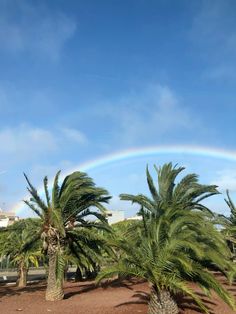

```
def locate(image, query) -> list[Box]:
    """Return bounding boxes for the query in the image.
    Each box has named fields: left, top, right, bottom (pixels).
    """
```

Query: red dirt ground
left=0, top=275, right=235, bottom=314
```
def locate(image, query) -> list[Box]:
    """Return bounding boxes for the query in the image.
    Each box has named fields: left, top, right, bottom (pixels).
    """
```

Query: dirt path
left=0, top=276, right=235, bottom=313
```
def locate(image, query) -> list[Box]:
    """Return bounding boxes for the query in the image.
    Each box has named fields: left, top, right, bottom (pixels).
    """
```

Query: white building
left=0, top=210, right=19, bottom=228
left=126, top=215, right=142, bottom=221
left=106, top=210, right=125, bottom=225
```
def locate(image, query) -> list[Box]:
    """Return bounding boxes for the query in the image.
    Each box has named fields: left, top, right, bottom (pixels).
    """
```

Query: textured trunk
left=148, top=287, right=179, bottom=314
left=45, top=226, right=65, bottom=301
left=16, top=263, right=27, bottom=288
left=45, top=247, right=64, bottom=301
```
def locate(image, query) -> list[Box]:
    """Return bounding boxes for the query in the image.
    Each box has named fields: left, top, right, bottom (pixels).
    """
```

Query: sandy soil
left=0, top=275, right=235, bottom=313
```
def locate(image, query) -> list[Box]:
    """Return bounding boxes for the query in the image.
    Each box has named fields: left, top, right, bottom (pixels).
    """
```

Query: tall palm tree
left=0, top=219, right=42, bottom=287
left=24, top=170, right=111, bottom=301
left=97, top=163, right=236, bottom=313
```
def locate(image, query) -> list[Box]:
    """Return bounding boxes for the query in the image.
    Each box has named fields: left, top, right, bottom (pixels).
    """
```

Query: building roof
left=0, top=211, right=17, bottom=218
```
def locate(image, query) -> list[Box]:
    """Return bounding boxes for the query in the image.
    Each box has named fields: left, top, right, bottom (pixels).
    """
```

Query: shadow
left=64, top=282, right=97, bottom=299
left=227, top=288, right=236, bottom=292
left=64, top=278, right=146, bottom=300
left=176, top=292, right=216, bottom=314
left=115, top=285, right=218, bottom=314
left=0, top=281, right=46, bottom=299
left=116, top=291, right=149, bottom=308
left=100, top=278, right=139, bottom=290
left=116, top=289, right=217, bottom=313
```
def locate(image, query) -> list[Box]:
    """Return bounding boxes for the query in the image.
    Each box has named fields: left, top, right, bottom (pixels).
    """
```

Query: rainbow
left=13, top=145, right=236, bottom=215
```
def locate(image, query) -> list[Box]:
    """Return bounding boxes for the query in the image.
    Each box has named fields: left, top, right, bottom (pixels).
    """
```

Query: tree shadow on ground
left=116, top=289, right=217, bottom=314
left=115, top=290, right=149, bottom=308
left=0, top=281, right=46, bottom=299
left=101, top=278, right=143, bottom=290
left=64, top=278, right=142, bottom=299
left=227, top=285, right=236, bottom=298
left=64, top=282, right=97, bottom=299
left=176, top=291, right=216, bottom=314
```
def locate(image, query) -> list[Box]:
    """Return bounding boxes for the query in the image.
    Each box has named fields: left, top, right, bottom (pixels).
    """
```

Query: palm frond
left=44, top=176, right=51, bottom=208
left=52, top=170, right=61, bottom=209
left=24, top=173, right=48, bottom=214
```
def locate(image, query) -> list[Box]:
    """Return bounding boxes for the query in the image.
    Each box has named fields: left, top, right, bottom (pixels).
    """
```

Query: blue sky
left=1, top=0, right=236, bottom=217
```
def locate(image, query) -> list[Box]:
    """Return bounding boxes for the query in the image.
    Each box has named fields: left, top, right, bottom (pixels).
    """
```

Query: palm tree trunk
left=148, top=287, right=178, bottom=314
left=16, top=263, right=28, bottom=288
left=45, top=245, right=64, bottom=301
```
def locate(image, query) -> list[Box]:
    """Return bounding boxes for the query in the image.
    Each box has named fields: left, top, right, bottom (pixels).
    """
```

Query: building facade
left=106, top=210, right=125, bottom=225
left=0, top=210, right=19, bottom=228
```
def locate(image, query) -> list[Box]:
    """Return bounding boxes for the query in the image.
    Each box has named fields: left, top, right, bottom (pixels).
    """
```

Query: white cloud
left=61, top=128, right=88, bottom=144
left=27, top=160, right=75, bottom=184
left=210, top=169, right=236, bottom=192
left=203, top=65, right=236, bottom=80
left=108, top=195, right=140, bottom=217
left=0, top=1, right=76, bottom=60
left=0, top=125, right=57, bottom=156
left=95, top=84, right=197, bottom=146
left=0, top=124, right=88, bottom=164
left=0, top=124, right=88, bottom=211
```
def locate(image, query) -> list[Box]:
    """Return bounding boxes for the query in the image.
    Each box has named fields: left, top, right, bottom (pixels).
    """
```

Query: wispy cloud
left=0, top=0, right=76, bottom=60
left=27, top=160, right=74, bottom=183
left=108, top=195, right=140, bottom=217
left=211, top=169, right=236, bottom=192
left=0, top=124, right=88, bottom=164
left=93, top=83, right=198, bottom=146
left=203, top=65, right=236, bottom=80
left=191, top=0, right=236, bottom=80
left=61, top=128, right=88, bottom=144
left=0, top=124, right=57, bottom=157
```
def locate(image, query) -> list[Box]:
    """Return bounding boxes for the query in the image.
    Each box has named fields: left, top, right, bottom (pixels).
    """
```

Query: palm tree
left=0, top=219, right=42, bottom=287
left=216, top=190, right=236, bottom=257
left=97, top=163, right=236, bottom=313
left=24, top=170, right=111, bottom=301
left=64, top=227, right=110, bottom=281
left=120, top=163, right=220, bottom=218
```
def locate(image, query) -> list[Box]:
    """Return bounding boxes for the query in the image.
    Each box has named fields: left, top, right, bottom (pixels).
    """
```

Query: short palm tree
left=0, top=219, right=42, bottom=287
left=97, top=163, right=236, bottom=314
left=216, top=190, right=236, bottom=257
left=24, top=170, right=111, bottom=301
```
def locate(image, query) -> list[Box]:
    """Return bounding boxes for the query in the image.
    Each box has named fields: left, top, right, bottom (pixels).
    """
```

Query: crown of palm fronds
left=23, top=171, right=111, bottom=284
left=24, top=171, right=111, bottom=233
left=120, top=163, right=219, bottom=219
left=97, top=210, right=235, bottom=313
left=97, top=163, right=235, bottom=313
left=0, top=219, right=43, bottom=268
left=225, top=190, right=236, bottom=225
